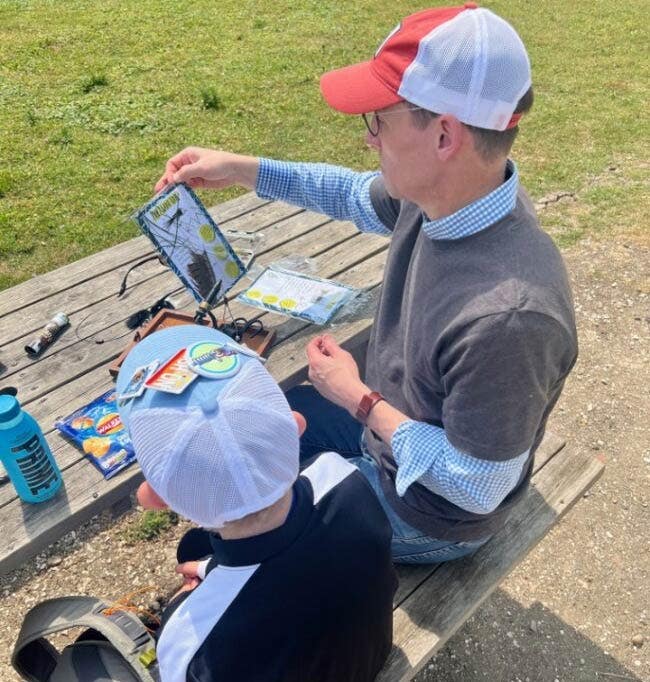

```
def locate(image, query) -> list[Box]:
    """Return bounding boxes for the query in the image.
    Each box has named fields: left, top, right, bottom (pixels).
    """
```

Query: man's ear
left=435, top=115, right=464, bottom=161
left=292, top=411, right=307, bottom=437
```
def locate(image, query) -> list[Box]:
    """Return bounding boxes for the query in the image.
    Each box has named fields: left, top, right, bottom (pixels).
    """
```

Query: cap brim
left=320, top=60, right=403, bottom=115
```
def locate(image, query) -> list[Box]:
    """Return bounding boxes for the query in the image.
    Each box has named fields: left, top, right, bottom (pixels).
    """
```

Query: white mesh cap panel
left=398, top=8, right=531, bottom=130
left=216, top=361, right=299, bottom=521
left=128, top=359, right=299, bottom=528
left=128, top=410, right=184, bottom=496
left=164, top=413, right=249, bottom=528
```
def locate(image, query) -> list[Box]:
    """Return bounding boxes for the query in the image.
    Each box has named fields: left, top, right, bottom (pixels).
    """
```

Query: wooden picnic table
left=0, top=192, right=389, bottom=576
left=0, top=191, right=605, bottom=680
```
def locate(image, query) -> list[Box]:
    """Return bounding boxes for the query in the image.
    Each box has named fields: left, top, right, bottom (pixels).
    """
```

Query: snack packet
left=55, top=390, right=136, bottom=479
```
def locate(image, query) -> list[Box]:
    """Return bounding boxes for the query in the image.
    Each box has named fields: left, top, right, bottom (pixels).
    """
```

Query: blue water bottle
left=0, top=394, right=62, bottom=503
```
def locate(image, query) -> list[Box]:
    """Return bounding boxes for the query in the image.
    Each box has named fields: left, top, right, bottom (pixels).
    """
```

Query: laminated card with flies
left=134, top=183, right=247, bottom=304
left=108, top=184, right=273, bottom=377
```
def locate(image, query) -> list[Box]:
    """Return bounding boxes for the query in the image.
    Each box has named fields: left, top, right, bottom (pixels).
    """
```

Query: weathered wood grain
left=206, top=192, right=269, bottom=222
left=217, top=200, right=304, bottom=234
left=1, top=213, right=349, bottom=399
left=1, top=451, right=146, bottom=575
left=0, top=192, right=268, bottom=319
left=377, top=446, right=605, bottom=681
left=0, top=199, right=299, bottom=345
left=392, top=431, right=566, bottom=606
left=0, top=209, right=333, bottom=370
left=0, top=257, right=167, bottom=348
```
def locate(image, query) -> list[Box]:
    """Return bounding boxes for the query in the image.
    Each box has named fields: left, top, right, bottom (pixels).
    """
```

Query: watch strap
left=355, top=391, right=385, bottom=425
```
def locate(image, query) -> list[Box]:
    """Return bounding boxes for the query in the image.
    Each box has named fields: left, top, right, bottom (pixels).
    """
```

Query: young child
left=117, top=325, right=397, bottom=682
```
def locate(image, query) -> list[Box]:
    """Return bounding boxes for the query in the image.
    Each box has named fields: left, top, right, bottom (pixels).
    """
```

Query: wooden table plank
left=0, top=225, right=389, bottom=541
left=377, top=446, right=605, bottom=681
left=0, top=236, right=151, bottom=319
left=0, top=197, right=296, bottom=347
left=0, top=192, right=269, bottom=320
left=392, top=431, right=566, bottom=607
left=0, top=209, right=333, bottom=373
left=0, top=257, right=166, bottom=349
left=3, top=232, right=357, bottom=409
left=1, top=449, right=146, bottom=575
left=216, top=200, right=304, bottom=234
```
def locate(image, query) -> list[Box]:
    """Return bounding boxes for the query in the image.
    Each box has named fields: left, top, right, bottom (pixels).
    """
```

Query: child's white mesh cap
left=116, top=326, right=299, bottom=528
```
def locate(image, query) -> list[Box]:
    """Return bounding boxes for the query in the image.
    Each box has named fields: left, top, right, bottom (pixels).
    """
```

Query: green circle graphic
left=187, top=342, right=239, bottom=378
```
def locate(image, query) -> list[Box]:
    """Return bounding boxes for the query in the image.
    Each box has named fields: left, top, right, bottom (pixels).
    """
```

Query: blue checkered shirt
left=257, top=158, right=528, bottom=515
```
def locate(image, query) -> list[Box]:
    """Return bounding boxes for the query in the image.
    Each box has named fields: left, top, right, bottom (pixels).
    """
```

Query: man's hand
left=154, top=147, right=260, bottom=193
left=306, top=334, right=368, bottom=415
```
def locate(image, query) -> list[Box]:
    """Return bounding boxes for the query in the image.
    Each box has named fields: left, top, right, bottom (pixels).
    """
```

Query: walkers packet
left=55, top=390, right=136, bottom=479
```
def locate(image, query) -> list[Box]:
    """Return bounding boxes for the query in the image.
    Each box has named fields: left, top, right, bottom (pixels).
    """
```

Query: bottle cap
left=52, top=312, right=69, bottom=327
left=0, top=395, right=21, bottom=422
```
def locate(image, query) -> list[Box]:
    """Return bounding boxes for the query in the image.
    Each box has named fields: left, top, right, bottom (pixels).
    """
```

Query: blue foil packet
left=55, top=390, right=136, bottom=479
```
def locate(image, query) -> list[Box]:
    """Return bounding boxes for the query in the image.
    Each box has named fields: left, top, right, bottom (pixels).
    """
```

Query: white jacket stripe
left=157, top=563, right=260, bottom=682
left=302, top=451, right=357, bottom=504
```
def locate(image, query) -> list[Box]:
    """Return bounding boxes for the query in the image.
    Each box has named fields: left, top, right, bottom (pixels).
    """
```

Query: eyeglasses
left=362, top=106, right=424, bottom=136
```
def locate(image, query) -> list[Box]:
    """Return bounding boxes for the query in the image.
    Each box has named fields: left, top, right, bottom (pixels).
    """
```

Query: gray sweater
left=365, top=178, right=578, bottom=541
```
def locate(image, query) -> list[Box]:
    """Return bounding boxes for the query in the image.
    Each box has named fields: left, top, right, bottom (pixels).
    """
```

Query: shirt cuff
left=255, top=158, right=294, bottom=201
left=391, top=420, right=446, bottom=497
left=196, top=558, right=210, bottom=580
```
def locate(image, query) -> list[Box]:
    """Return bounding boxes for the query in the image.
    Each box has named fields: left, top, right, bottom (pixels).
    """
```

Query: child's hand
left=175, top=561, right=204, bottom=581
left=170, top=579, right=200, bottom=603
left=169, top=560, right=206, bottom=602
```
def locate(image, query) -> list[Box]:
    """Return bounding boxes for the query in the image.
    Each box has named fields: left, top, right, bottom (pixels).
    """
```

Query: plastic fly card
left=134, top=184, right=247, bottom=304
left=237, top=266, right=358, bottom=325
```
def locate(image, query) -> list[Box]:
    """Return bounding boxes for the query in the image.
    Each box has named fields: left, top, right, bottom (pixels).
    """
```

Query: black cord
left=73, top=292, right=177, bottom=344
left=73, top=309, right=137, bottom=345
left=125, top=293, right=176, bottom=330
left=118, top=255, right=163, bottom=298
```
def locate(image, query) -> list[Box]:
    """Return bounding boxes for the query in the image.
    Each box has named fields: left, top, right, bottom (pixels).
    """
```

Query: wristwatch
left=355, top=391, right=386, bottom=425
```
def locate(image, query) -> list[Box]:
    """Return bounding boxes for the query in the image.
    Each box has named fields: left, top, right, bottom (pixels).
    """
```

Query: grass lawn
left=0, top=0, right=647, bottom=291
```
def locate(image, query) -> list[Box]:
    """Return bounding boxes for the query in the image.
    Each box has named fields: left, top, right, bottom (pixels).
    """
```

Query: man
left=155, top=4, right=577, bottom=564
left=116, top=325, right=397, bottom=681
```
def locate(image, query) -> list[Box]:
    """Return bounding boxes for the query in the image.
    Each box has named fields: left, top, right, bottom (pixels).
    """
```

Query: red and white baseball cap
left=320, top=3, right=531, bottom=131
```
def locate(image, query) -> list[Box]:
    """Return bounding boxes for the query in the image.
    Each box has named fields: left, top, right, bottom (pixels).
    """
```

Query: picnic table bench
left=0, top=192, right=604, bottom=680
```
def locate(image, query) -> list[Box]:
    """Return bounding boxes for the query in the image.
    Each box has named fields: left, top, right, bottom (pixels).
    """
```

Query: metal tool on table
left=24, top=312, right=70, bottom=357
